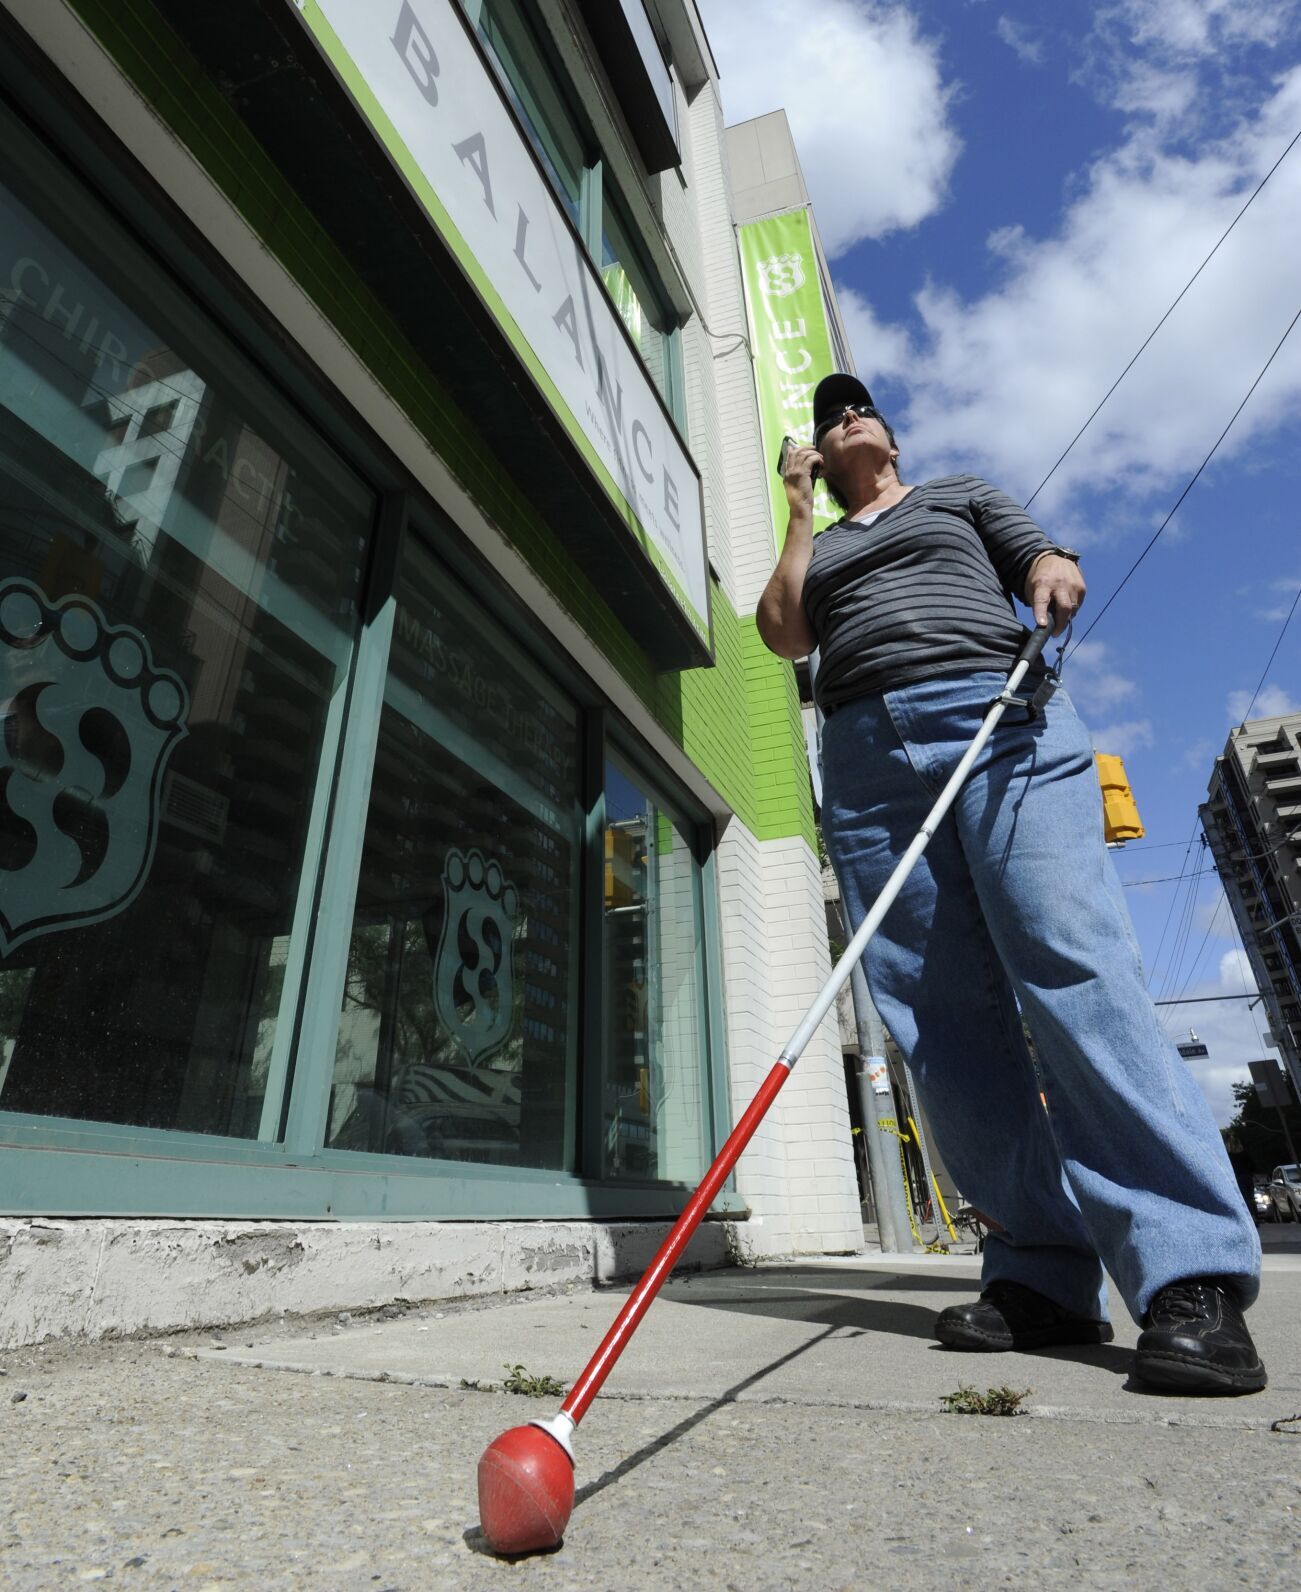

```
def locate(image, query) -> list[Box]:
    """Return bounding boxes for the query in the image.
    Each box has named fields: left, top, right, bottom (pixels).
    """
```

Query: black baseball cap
left=813, top=373, right=875, bottom=434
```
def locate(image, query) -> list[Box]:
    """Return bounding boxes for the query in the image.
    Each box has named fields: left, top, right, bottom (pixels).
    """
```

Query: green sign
left=738, top=209, right=842, bottom=548
left=289, top=0, right=710, bottom=649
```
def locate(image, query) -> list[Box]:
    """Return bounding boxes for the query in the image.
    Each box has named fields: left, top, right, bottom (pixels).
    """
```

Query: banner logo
left=756, top=252, right=806, bottom=299
left=738, top=211, right=844, bottom=546
left=0, top=580, right=189, bottom=954
left=433, top=846, right=521, bottom=1068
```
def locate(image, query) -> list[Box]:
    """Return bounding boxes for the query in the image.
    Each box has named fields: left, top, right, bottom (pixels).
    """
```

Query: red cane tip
left=477, top=1424, right=575, bottom=1556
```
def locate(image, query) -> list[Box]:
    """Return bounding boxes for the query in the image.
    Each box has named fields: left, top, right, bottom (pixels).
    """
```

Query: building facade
left=1200, top=714, right=1301, bottom=1098
left=0, top=0, right=864, bottom=1343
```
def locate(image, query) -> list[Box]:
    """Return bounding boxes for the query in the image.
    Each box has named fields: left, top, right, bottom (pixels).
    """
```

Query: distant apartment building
left=1200, top=714, right=1301, bottom=1097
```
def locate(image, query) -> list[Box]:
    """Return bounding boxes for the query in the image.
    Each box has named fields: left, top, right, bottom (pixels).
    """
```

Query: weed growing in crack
left=940, top=1384, right=1032, bottom=1416
left=501, top=1364, right=567, bottom=1398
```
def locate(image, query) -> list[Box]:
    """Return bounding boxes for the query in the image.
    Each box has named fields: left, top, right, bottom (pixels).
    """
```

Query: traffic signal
left=1095, top=753, right=1144, bottom=842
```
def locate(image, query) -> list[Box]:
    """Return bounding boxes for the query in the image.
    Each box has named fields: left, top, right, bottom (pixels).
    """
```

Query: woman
left=757, top=373, right=1264, bottom=1396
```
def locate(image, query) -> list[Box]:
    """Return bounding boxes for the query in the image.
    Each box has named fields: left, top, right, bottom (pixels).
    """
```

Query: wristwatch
left=1032, top=545, right=1080, bottom=563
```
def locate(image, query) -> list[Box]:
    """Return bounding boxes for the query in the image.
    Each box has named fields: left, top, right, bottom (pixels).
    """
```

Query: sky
left=697, top=0, right=1301, bottom=1125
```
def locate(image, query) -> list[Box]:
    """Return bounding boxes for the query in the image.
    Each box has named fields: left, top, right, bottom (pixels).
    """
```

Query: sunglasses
left=813, top=403, right=880, bottom=448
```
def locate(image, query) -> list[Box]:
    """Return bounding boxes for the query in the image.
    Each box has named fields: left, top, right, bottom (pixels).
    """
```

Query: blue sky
left=698, top=0, right=1301, bottom=1123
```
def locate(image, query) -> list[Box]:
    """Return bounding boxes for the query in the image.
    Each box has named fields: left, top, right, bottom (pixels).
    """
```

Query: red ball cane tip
left=477, top=1425, right=575, bottom=1557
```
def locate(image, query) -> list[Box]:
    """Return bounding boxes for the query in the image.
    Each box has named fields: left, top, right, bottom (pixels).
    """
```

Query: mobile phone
left=776, top=436, right=821, bottom=482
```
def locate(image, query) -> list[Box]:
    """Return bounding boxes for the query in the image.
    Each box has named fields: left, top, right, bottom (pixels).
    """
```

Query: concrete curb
left=0, top=1216, right=741, bottom=1347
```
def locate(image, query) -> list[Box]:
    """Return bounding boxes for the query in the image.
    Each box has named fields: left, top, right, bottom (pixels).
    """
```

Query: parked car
left=1267, top=1164, right=1301, bottom=1222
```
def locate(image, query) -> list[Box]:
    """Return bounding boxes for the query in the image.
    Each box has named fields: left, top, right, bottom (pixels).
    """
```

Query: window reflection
left=602, top=756, right=709, bottom=1181
left=0, top=138, right=369, bottom=1140
left=600, top=196, right=678, bottom=412
left=328, top=532, right=581, bottom=1169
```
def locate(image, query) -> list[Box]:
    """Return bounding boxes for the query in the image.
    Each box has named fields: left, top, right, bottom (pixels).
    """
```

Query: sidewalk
left=3, top=1227, right=1298, bottom=1589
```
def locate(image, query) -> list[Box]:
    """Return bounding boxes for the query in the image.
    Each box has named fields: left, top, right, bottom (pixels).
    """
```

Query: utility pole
left=848, top=962, right=913, bottom=1253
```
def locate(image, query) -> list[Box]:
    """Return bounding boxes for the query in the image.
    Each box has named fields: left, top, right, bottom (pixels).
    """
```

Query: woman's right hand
left=783, top=444, right=823, bottom=516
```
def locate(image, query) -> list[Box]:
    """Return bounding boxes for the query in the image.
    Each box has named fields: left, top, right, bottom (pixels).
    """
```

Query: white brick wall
left=691, top=85, right=787, bottom=619
left=673, top=72, right=861, bottom=1257
left=658, top=77, right=738, bottom=604
left=716, top=823, right=862, bottom=1256
left=759, top=838, right=860, bottom=1253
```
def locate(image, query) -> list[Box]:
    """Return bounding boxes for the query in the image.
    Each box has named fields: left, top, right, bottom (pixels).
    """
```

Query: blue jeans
left=821, top=671, right=1261, bottom=1323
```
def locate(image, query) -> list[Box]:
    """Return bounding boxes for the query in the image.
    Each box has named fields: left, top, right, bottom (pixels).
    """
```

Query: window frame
left=0, top=100, right=380, bottom=1158
left=587, top=723, right=722, bottom=1188
left=0, top=68, right=732, bottom=1220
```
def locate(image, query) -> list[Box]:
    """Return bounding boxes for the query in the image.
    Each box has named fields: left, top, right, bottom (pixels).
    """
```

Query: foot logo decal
left=433, top=846, right=521, bottom=1068
left=0, top=579, right=189, bottom=953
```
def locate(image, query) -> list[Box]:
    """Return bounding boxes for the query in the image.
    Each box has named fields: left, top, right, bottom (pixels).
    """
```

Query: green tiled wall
left=739, top=619, right=817, bottom=850
left=64, top=0, right=812, bottom=849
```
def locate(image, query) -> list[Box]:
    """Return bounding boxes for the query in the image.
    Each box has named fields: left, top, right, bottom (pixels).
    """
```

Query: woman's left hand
left=1025, top=554, right=1085, bottom=635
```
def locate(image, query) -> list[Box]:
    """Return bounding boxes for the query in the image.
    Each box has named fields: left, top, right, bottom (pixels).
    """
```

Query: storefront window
left=327, top=528, right=581, bottom=1169
left=0, top=129, right=371, bottom=1139
left=601, top=754, right=710, bottom=1181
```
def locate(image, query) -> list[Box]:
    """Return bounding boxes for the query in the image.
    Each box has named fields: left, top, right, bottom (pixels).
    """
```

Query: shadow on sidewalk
left=924, top=1339, right=1135, bottom=1377
left=667, top=1271, right=1137, bottom=1377
left=571, top=1322, right=844, bottom=1513
left=463, top=1324, right=854, bottom=1559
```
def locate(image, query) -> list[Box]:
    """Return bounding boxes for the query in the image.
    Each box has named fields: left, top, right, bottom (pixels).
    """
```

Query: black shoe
left=934, top=1279, right=1115, bottom=1351
left=1134, top=1279, right=1267, bottom=1395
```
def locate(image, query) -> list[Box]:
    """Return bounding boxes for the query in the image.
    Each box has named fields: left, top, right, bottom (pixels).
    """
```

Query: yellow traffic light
left=1095, top=753, right=1144, bottom=842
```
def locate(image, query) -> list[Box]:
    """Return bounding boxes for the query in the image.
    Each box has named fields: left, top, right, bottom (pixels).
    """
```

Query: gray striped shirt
left=802, top=474, right=1055, bottom=712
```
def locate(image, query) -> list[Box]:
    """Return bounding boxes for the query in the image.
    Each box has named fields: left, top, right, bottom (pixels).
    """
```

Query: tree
left=1225, top=1078, right=1301, bottom=1174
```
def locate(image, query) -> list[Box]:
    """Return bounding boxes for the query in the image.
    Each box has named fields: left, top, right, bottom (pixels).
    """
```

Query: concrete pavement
left=2, top=1226, right=1297, bottom=1589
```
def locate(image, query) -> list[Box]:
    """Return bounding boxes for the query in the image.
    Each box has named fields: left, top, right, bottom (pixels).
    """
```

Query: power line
left=1152, top=992, right=1261, bottom=1006
left=1069, top=300, right=1301, bottom=655
left=1123, top=867, right=1218, bottom=887
left=1123, top=834, right=1293, bottom=861
left=1169, top=894, right=1228, bottom=1008
left=1144, top=821, right=1203, bottom=988
left=1239, top=581, right=1301, bottom=723
left=1158, top=857, right=1206, bottom=1001
left=1024, top=125, right=1301, bottom=511
left=1116, top=838, right=1212, bottom=852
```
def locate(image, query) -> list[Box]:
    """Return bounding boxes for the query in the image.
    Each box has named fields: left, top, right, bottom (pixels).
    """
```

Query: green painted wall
left=64, top=0, right=813, bottom=850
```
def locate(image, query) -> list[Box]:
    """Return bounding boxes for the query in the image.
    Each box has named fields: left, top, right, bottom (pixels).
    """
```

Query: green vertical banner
left=738, top=208, right=843, bottom=549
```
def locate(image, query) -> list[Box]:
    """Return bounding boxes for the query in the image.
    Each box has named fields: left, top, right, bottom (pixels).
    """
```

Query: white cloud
left=1089, top=717, right=1155, bottom=756
left=1181, top=735, right=1218, bottom=770
left=996, top=15, right=1043, bottom=65
left=1064, top=639, right=1154, bottom=753
left=837, top=285, right=917, bottom=385
left=1064, top=639, right=1139, bottom=714
left=835, top=65, right=1301, bottom=516
left=1216, top=947, right=1256, bottom=991
left=699, top=0, right=962, bottom=253
left=1086, top=1, right=1301, bottom=133
left=1101, top=0, right=1297, bottom=58
left=1181, top=1058, right=1255, bottom=1126
left=1257, top=575, right=1301, bottom=620
left=1191, top=892, right=1231, bottom=935
left=1226, top=683, right=1301, bottom=721
left=1156, top=945, right=1279, bottom=1124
